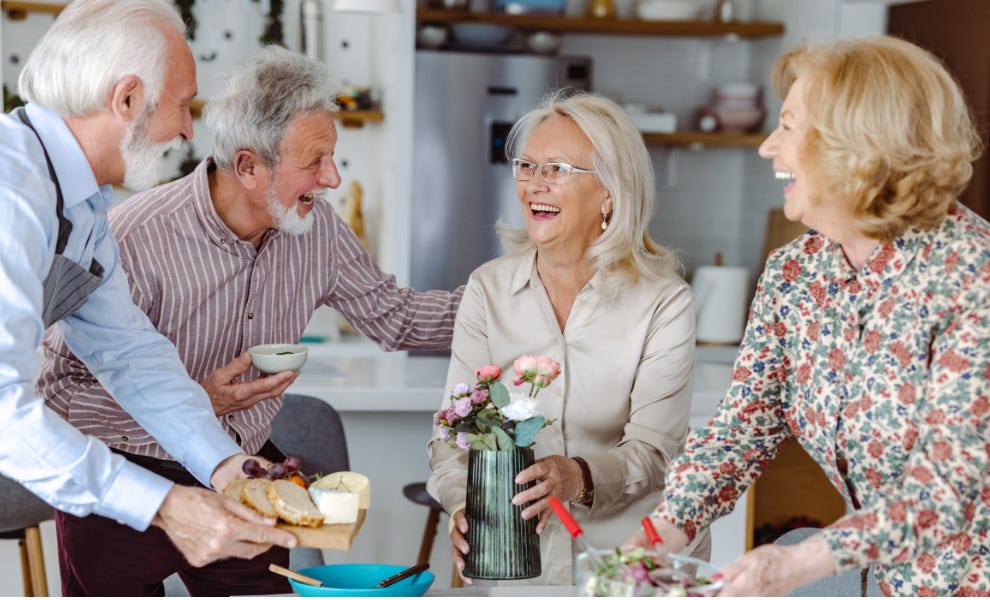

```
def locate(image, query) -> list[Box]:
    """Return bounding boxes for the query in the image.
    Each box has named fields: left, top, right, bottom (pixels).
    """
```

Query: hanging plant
left=174, top=0, right=198, bottom=40
left=253, top=0, right=286, bottom=47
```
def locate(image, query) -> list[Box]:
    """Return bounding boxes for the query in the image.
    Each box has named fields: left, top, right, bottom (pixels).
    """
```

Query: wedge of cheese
left=311, top=471, right=371, bottom=509
left=309, top=487, right=361, bottom=524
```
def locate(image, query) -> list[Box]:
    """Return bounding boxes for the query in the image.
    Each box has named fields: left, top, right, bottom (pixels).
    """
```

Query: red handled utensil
left=548, top=496, right=605, bottom=569
left=641, top=516, right=666, bottom=554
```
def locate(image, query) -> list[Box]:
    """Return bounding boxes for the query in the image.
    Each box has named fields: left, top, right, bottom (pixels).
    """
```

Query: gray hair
left=204, top=46, right=341, bottom=171
left=500, top=90, right=680, bottom=285
left=18, top=0, right=183, bottom=117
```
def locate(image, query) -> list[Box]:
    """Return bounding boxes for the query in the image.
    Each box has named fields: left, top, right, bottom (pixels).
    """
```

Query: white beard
left=119, top=107, right=182, bottom=192
left=266, top=182, right=317, bottom=236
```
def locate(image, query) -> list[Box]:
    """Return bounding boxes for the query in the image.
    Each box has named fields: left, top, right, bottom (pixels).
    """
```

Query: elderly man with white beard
left=37, top=45, right=464, bottom=595
left=0, top=0, right=300, bottom=591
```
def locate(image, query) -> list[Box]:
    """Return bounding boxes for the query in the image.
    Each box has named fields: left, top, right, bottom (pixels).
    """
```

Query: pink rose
left=534, top=356, right=560, bottom=382
left=470, top=388, right=490, bottom=405
left=513, top=355, right=538, bottom=378
left=475, top=364, right=502, bottom=383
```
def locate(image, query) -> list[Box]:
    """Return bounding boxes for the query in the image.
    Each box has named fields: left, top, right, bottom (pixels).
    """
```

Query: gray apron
left=13, top=108, right=105, bottom=328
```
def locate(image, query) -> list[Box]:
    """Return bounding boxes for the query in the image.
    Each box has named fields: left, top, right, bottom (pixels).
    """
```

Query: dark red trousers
left=56, top=444, right=291, bottom=596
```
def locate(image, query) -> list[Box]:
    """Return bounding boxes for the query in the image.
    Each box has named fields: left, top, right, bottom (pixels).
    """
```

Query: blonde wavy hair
left=498, top=90, right=680, bottom=286
left=772, top=36, right=982, bottom=241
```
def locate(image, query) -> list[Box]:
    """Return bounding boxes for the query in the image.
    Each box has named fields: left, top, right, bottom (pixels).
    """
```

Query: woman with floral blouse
left=626, top=36, right=988, bottom=596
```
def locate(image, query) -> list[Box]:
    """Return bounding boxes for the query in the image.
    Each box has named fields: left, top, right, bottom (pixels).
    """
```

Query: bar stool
left=0, top=476, right=53, bottom=596
left=402, top=482, right=462, bottom=588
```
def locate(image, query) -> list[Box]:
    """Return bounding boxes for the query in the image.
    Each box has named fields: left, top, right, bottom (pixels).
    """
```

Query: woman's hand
left=621, top=514, right=688, bottom=554
left=448, top=508, right=474, bottom=585
left=716, top=534, right=836, bottom=596
left=511, top=454, right=584, bottom=533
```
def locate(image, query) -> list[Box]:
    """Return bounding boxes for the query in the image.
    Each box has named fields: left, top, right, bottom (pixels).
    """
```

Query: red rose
left=868, top=245, right=895, bottom=273
left=912, top=465, right=935, bottom=485
left=937, top=349, right=970, bottom=373
left=918, top=553, right=937, bottom=573
left=878, top=297, right=896, bottom=318
left=845, top=279, right=862, bottom=295
left=866, top=468, right=882, bottom=488
left=773, top=321, right=787, bottom=337
left=890, top=341, right=912, bottom=369
left=932, top=440, right=953, bottom=461
left=973, top=396, right=990, bottom=417
left=719, top=462, right=737, bottom=475
left=863, top=330, right=881, bottom=353
left=952, top=533, right=972, bottom=553
left=807, top=321, right=821, bottom=341
left=917, top=509, right=939, bottom=529
left=809, top=281, right=826, bottom=305
left=890, top=500, right=907, bottom=522
left=797, top=363, right=812, bottom=384
left=945, top=251, right=960, bottom=273
left=898, top=383, right=916, bottom=405
left=867, top=440, right=884, bottom=459
left=781, top=259, right=802, bottom=282
left=803, top=236, right=824, bottom=254
left=904, top=427, right=918, bottom=452
left=926, top=409, right=946, bottom=425
left=733, top=367, right=751, bottom=382
left=843, top=402, right=858, bottom=419
left=716, top=484, right=738, bottom=504
left=828, top=348, right=845, bottom=372
left=918, top=586, right=938, bottom=596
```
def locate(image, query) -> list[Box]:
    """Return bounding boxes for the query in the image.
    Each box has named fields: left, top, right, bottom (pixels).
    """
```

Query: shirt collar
left=508, top=247, right=610, bottom=303
left=820, top=219, right=937, bottom=291
left=193, top=157, right=281, bottom=253
left=24, top=103, right=106, bottom=208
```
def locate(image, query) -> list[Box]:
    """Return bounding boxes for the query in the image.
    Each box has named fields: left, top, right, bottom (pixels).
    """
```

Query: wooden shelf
left=2, top=0, right=64, bottom=18
left=417, top=9, right=784, bottom=39
left=188, top=100, right=382, bottom=128
left=642, top=130, right=768, bottom=148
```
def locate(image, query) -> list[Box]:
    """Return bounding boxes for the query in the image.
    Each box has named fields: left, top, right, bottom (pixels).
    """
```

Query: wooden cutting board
left=277, top=508, right=366, bottom=549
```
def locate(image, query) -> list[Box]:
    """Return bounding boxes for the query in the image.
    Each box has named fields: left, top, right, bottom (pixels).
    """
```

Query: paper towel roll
left=691, top=265, right=749, bottom=344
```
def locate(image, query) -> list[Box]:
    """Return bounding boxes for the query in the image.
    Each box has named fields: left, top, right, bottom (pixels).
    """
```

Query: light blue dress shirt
left=0, top=103, right=243, bottom=531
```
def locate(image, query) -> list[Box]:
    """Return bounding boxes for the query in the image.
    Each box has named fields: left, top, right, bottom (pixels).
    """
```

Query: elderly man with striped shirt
left=37, top=46, right=463, bottom=596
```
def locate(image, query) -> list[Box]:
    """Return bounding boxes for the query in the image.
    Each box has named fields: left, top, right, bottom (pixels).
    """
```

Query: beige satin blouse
left=427, top=249, right=698, bottom=584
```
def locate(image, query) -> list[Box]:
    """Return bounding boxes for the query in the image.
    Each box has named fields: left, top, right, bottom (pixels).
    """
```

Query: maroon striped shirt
left=37, top=158, right=461, bottom=458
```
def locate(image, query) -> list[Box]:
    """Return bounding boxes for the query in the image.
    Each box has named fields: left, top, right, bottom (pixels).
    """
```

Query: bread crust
left=267, top=479, right=325, bottom=527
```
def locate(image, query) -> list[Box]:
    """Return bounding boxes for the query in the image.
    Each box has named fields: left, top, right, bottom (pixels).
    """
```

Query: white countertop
left=288, top=344, right=734, bottom=416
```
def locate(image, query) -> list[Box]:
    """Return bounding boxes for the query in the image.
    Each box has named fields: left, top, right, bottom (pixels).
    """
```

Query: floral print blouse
left=655, top=204, right=990, bottom=596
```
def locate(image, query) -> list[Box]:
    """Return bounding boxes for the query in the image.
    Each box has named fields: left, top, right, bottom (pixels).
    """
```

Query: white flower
left=501, top=392, right=543, bottom=421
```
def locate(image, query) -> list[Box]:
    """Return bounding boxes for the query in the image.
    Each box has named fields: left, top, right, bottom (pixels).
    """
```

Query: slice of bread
left=241, top=478, right=278, bottom=519
left=267, top=479, right=325, bottom=527
left=222, top=478, right=250, bottom=502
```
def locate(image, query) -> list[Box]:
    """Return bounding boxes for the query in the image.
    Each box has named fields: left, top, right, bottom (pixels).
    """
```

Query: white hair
left=18, top=0, right=184, bottom=117
left=204, top=46, right=341, bottom=171
left=500, top=90, right=681, bottom=285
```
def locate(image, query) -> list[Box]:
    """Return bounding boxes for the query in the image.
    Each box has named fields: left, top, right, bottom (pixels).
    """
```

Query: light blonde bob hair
left=499, top=90, right=680, bottom=286
left=772, top=36, right=982, bottom=242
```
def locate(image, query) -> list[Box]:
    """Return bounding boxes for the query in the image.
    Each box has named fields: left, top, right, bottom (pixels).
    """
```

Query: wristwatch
left=573, top=456, right=594, bottom=506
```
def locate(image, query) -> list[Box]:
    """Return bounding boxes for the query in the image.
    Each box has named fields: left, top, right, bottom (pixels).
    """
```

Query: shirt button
left=247, top=312, right=254, bottom=319
left=227, top=415, right=234, bottom=421
left=220, top=238, right=227, bottom=244
left=121, top=435, right=129, bottom=441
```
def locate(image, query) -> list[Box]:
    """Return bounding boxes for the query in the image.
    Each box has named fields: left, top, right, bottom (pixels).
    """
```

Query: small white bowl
left=526, top=31, right=561, bottom=54
left=249, top=343, right=308, bottom=374
left=636, top=0, right=702, bottom=20
left=417, top=25, right=448, bottom=49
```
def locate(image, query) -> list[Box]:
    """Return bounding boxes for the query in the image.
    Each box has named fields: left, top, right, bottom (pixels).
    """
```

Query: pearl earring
left=601, top=209, right=611, bottom=231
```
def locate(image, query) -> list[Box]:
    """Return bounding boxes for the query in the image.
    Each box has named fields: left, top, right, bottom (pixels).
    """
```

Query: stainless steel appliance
left=411, top=50, right=592, bottom=293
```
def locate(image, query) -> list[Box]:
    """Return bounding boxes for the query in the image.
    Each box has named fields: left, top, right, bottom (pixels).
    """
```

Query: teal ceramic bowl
left=288, top=564, right=435, bottom=597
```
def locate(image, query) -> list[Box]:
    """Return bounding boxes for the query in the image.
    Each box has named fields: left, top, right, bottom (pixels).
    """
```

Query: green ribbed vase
left=462, top=447, right=541, bottom=580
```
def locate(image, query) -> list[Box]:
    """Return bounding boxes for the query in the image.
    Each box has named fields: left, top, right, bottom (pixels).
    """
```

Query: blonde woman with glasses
left=427, top=91, right=708, bottom=586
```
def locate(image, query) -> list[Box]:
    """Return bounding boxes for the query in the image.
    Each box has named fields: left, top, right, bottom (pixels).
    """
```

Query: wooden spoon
left=269, top=563, right=325, bottom=587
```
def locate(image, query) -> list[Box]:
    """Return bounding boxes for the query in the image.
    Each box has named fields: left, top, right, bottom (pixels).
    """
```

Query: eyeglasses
left=511, top=158, right=597, bottom=185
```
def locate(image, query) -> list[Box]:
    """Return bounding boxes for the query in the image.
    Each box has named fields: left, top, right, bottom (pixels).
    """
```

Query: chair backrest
left=270, top=394, right=349, bottom=477
left=0, top=475, right=55, bottom=534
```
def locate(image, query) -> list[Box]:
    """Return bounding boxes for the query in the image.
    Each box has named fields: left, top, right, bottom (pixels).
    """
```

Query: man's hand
left=201, top=352, right=298, bottom=416
left=152, top=484, right=296, bottom=567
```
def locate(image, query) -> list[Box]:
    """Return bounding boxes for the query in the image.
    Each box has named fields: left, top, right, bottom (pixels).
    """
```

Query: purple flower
left=439, top=428, right=451, bottom=442
left=454, top=397, right=473, bottom=417
left=456, top=432, right=470, bottom=450
left=451, top=383, right=473, bottom=398
left=471, top=388, right=490, bottom=405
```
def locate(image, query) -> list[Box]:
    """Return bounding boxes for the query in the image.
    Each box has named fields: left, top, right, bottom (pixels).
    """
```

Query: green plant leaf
left=469, top=433, right=497, bottom=451
left=514, top=416, right=545, bottom=447
left=492, top=427, right=515, bottom=451
left=477, top=415, right=502, bottom=431
left=491, top=381, right=510, bottom=408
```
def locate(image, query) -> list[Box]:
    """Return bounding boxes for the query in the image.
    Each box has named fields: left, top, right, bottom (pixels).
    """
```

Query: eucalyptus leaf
left=469, top=433, right=497, bottom=451
left=491, top=381, right=510, bottom=408
left=514, top=416, right=545, bottom=447
left=492, top=427, right=515, bottom=451
left=477, top=415, right=503, bottom=430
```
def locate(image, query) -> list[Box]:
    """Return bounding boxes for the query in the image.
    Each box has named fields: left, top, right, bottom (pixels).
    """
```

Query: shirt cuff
left=99, top=460, right=174, bottom=531
left=447, top=501, right=467, bottom=534
left=173, top=425, right=243, bottom=489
